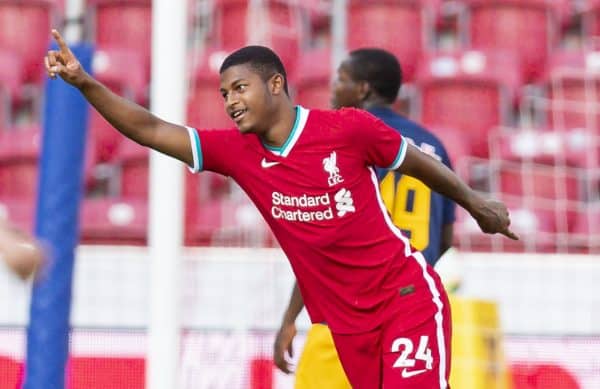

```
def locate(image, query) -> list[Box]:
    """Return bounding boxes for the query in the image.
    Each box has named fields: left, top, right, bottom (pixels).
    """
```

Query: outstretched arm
left=399, top=144, right=518, bottom=240
left=273, top=281, right=304, bottom=374
left=44, top=29, right=193, bottom=166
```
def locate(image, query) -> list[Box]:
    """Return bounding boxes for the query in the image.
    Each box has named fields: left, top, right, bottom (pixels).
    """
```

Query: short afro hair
left=347, top=48, right=402, bottom=104
left=220, top=45, right=289, bottom=95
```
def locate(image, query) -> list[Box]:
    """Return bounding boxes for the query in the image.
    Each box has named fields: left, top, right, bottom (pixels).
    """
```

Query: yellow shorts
left=295, top=323, right=351, bottom=389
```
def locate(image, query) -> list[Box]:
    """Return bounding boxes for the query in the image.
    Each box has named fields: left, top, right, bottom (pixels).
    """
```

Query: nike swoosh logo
left=401, top=368, right=428, bottom=378
left=261, top=158, right=280, bottom=168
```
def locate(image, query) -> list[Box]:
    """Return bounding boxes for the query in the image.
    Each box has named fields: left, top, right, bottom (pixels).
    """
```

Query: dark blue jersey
left=369, top=107, right=456, bottom=266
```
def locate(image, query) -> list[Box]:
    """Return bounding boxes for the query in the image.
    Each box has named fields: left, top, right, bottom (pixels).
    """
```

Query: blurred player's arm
left=0, top=222, right=44, bottom=280
left=44, top=29, right=193, bottom=167
left=399, top=144, right=518, bottom=240
left=273, top=281, right=303, bottom=374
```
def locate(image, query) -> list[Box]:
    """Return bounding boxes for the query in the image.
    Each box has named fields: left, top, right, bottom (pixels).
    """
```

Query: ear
left=357, top=81, right=371, bottom=101
left=269, top=73, right=285, bottom=95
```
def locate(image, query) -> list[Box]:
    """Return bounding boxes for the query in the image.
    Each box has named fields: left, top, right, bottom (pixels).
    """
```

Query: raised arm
left=44, top=29, right=193, bottom=166
left=399, top=144, right=518, bottom=240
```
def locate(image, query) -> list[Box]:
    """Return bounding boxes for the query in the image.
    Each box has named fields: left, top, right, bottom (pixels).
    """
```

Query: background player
left=273, top=48, right=456, bottom=387
left=45, top=29, right=517, bottom=388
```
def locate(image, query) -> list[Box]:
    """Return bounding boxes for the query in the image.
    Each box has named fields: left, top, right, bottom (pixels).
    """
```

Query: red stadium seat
left=294, top=48, right=331, bottom=110
left=0, top=126, right=41, bottom=198
left=582, top=0, right=600, bottom=42
left=571, top=204, right=600, bottom=252
left=543, top=50, right=600, bottom=132
left=118, top=140, right=149, bottom=199
left=0, top=196, right=36, bottom=233
left=186, top=197, right=273, bottom=247
left=427, top=126, right=471, bottom=167
left=0, top=0, right=54, bottom=83
left=88, top=110, right=124, bottom=163
left=80, top=197, right=148, bottom=245
left=489, top=127, right=600, bottom=168
left=416, top=50, right=522, bottom=157
left=92, top=47, right=148, bottom=103
left=454, top=193, right=559, bottom=252
left=495, top=161, right=580, bottom=202
left=347, top=0, right=434, bottom=82
left=87, top=48, right=147, bottom=164
left=573, top=204, right=600, bottom=236
left=0, top=48, right=25, bottom=105
left=213, top=0, right=302, bottom=72
left=463, top=0, right=560, bottom=81
left=88, top=0, right=152, bottom=75
left=187, top=48, right=235, bottom=129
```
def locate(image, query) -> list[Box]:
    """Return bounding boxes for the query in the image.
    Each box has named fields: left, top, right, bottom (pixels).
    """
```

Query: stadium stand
left=0, top=126, right=40, bottom=199
left=582, top=0, right=600, bottom=41
left=2, top=0, right=599, bottom=254
left=0, top=0, right=54, bottom=84
left=416, top=49, right=522, bottom=157
left=87, top=0, right=152, bottom=74
left=293, top=47, right=331, bottom=110
left=212, top=0, right=303, bottom=72
left=462, top=0, right=560, bottom=82
left=543, top=49, right=600, bottom=132
left=79, top=196, right=148, bottom=245
left=187, top=47, right=235, bottom=129
left=347, top=0, right=435, bottom=82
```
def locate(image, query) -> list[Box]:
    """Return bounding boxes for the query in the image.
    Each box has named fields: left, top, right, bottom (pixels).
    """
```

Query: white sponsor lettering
left=271, top=206, right=334, bottom=221
left=272, top=192, right=330, bottom=207
left=270, top=188, right=354, bottom=222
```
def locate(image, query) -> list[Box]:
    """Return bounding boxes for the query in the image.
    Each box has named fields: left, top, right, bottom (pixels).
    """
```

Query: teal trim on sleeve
left=193, top=128, right=203, bottom=172
left=388, top=137, right=407, bottom=170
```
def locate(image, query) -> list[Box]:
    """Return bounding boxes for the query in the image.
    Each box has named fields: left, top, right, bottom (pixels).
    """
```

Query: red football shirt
left=188, top=107, right=440, bottom=334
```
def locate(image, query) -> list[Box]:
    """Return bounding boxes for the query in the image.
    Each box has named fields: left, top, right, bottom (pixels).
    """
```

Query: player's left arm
left=398, top=144, right=518, bottom=240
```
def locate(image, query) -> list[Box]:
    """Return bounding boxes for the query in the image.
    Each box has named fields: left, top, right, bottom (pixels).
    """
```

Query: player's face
left=219, top=64, right=273, bottom=134
left=331, top=61, right=363, bottom=109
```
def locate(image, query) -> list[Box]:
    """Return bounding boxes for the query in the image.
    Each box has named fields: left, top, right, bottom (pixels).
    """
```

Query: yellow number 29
left=380, top=172, right=431, bottom=251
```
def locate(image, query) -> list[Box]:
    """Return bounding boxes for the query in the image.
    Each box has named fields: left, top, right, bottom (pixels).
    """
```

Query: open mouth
left=230, top=108, right=247, bottom=122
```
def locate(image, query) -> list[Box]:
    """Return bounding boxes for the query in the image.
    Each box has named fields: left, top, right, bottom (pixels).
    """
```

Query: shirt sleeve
left=349, top=108, right=407, bottom=169
left=186, top=126, right=238, bottom=176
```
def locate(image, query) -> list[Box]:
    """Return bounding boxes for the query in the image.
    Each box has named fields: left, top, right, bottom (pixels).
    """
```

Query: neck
left=261, top=101, right=297, bottom=148
left=362, top=97, right=392, bottom=111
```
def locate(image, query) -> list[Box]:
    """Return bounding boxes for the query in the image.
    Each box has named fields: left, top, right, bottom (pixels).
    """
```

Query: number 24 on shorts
left=391, top=336, right=434, bottom=377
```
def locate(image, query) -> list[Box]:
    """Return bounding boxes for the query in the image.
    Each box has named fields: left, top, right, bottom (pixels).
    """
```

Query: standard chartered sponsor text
left=271, top=191, right=334, bottom=221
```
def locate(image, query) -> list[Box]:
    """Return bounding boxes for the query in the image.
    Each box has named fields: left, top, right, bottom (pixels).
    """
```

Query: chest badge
left=323, top=151, right=344, bottom=187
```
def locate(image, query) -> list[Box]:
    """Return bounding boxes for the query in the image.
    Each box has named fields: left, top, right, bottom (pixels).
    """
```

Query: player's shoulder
left=309, top=107, right=378, bottom=122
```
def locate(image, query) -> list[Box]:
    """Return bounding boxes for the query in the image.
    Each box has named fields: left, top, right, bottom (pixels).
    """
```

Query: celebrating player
left=45, top=29, right=517, bottom=388
left=273, top=48, right=456, bottom=388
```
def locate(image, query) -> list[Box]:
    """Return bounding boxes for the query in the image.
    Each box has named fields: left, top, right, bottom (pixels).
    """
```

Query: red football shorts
left=331, top=262, right=452, bottom=389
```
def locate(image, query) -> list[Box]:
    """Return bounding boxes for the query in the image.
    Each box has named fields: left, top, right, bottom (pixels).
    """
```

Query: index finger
left=502, top=228, right=519, bottom=241
left=51, top=29, right=71, bottom=54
